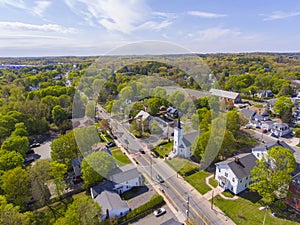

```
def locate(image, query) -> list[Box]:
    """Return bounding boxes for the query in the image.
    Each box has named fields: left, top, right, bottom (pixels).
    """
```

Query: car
left=244, top=124, right=252, bottom=129
left=72, top=176, right=83, bottom=184
left=153, top=208, right=166, bottom=217
left=24, top=156, right=35, bottom=164
left=156, top=174, right=164, bottom=183
left=26, top=149, right=34, bottom=155
left=262, top=128, right=268, bottom=133
left=139, top=149, right=145, bottom=154
left=106, top=142, right=116, bottom=148
left=30, top=143, right=40, bottom=148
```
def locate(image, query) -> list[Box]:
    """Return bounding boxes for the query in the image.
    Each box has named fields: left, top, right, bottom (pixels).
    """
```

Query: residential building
left=210, top=88, right=242, bottom=104
left=252, top=140, right=294, bottom=161
left=71, top=157, right=83, bottom=178
left=94, top=190, right=131, bottom=220
left=215, top=153, right=257, bottom=194
left=261, top=120, right=275, bottom=131
left=167, top=106, right=179, bottom=118
left=271, top=122, right=292, bottom=137
left=285, top=173, right=300, bottom=211
left=259, top=90, right=274, bottom=98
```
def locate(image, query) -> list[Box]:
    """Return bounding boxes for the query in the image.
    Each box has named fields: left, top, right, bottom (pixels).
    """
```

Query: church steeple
left=177, top=115, right=181, bottom=129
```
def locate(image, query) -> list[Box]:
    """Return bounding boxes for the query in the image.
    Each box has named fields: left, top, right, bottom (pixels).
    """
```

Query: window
left=231, top=186, right=233, bottom=191
left=240, top=179, right=242, bottom=183
left=225, top=172, right=228, bottom=177
left=232, top=178, right=235, bottom=182
left=245, top=183, right=247, bottom=188
left=257, top=153, right=260, bottom=157
left=218, top=168, right=221, bottom=173
left=246, top=176, right=248, bottom=180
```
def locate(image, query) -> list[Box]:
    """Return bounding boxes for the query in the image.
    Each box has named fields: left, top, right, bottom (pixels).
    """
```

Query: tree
left=150, top=120, right=162, bottom=134
left=273, top=96, right=293, bottom=119
left=54, top=196, right=101, bottom=225
left=81, top=151, right=115, bottom=188
left=1, top=167, right=31, bottom=210
left=0, top=195, right=32, bottom=225
left=1, top=135, right=29, bottom=156
left=52, top=105, right=69, bottom=126
left=0, top=150, right=24, bottom=174
left=51, top=131, right=80, bottom=170
left=249, top=146, right=296, bottom=204
left=11, top=122, right=28, bottom=137
left=50, top=161, right=67, bottom=199
left=226, top=109, right=240, bottom=137
left=28, top=160, right=51, bottom=209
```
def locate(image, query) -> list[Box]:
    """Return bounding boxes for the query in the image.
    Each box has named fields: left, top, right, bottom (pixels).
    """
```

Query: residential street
left=98, top=105, right=235, bottom=225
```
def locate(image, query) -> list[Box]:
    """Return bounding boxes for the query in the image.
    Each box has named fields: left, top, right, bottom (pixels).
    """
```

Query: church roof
left=182, top=131, right=199, bottom=147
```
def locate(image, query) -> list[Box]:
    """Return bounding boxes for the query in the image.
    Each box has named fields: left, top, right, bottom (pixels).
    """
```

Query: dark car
left=139, top=149, right=145, bottom=154
left=24, top=156, right=35, bottom=165
left=106, top=142, right=116, bottom=148
left=26, top=149, right=34, bottom=155
left=156, top=174, right=164, bottom=183
left=72, top=176, right=83, bottom=184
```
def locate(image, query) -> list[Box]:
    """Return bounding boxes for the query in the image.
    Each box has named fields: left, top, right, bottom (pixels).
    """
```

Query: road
left=98, top=105, right=231, bottom=225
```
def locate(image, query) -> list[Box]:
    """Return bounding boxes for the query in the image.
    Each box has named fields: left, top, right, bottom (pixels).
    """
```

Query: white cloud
left=0, top=22, right=77, bottom=33
left=0, top=0, right=26, bottom=9
left=32, top=1, right=52, bottom=16
left=64, top=0, right=174, bottom=33
left=189, top=27, right=241, bottom=41
left=188, top=11, right=227, bottom=18
left=263, top=11, right=300, bottom=21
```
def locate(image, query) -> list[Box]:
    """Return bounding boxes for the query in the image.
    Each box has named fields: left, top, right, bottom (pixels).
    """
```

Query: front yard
left=111, top=147, right=131, bottom=166
left=153, top=141, right=173, bottom=158
left=184, top=171, right=212, bottom=195
left=165, top=157, right=199, bottom=176
left=212, top=192, right=298, bottom=225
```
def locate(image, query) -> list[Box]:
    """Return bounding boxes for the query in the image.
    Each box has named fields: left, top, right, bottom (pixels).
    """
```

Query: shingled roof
left=215, top=153, right=257, bottom=180
left=210, top=88, right=240, bottom=100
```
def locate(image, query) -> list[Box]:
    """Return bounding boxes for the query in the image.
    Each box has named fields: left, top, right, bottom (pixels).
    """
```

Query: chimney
left=234, top=156, right=240, bottom=163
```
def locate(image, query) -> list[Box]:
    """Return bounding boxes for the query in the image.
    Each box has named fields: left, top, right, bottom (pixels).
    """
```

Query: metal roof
left=210, top=88, right=240, bottom=100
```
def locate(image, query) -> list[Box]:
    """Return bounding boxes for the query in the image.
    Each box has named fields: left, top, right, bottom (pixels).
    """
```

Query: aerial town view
left=1, top=1, right=300, bottom=225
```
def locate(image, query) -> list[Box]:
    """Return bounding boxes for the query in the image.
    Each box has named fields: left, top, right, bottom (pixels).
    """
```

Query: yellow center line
left=140, top=154, right=209, bottom=225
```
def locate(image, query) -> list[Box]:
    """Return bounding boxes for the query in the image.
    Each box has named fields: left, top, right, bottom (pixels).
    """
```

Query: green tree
left=50, top=161, right=67, bottom=199
left=0, top=195, right=32, bottom=225
left=0, top=150, right=24, bottom=174
left=226, top=109, right=240, bottom=137
left=1, top=167, right=31, bottom=210
left=54, top=196, right=101, bottom=225
left=249, top=146, right=296, bottom=204
left=51, top=131, right=80, bottom=170
left=150, top=120, right=162, bottom=134
left=52, top=105, right=69, bottom=126
left=1, top=135, right=29, bottom=156
left=273, top=96, right=293, bottom=119
left=11, top=122, right=28, bottom=137
left=81, top=151, right=115, bottom=188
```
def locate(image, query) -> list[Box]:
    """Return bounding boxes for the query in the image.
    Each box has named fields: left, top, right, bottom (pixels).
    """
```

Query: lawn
left=166, top=157, right=199, bottom=176
left=212, top=192, right=298, bottom=225
left=153, top=141, right=173, bottom=158
left=111, top=147, right=131, bottom=166
left=222, top=190, right=235, bottom=198
left=209, top=177, right=218, bottom=188
left=184, top=171, right=212, bottom=195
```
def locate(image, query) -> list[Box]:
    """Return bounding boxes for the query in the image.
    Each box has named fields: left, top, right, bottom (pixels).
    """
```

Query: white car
left=153, top=208, right=166, bottom=217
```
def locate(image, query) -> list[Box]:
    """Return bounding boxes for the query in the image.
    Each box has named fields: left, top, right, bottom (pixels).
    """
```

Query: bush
left=293, top=128, right=300, bottom=138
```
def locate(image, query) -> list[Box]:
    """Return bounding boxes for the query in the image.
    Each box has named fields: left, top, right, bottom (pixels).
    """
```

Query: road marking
left=140, top=154, right=210, bottom=225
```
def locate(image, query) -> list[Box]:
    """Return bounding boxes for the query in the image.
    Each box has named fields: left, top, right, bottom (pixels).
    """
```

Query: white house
left=210, top=88, right=242, bottom=104
left=95, top=190, right=131, bottom=220
left=169, top=117, right=199, bottom=158
left=251, top=140, right=294, bottom=161
left=215, top=153, right=257, bottom=195
left=271, top=122, right=292, bottom=137
left=109, top=164, right=143, bottom=194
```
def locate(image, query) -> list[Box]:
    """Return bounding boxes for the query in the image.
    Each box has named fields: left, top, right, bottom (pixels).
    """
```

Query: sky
left=1, top=0, right=300, bottom=56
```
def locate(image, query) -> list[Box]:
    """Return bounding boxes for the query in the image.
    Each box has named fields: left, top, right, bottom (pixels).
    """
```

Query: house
left=240, top=108, right=256, bottom=121
left=135, top=110, right=152, bottom=122
left=71, top=157, right=83, bottom=178
left=261, top=120, right=275, bottom=131
left=252, top=140, right=294, bottom=161
left=108, top=164, right=143, bottom=194
left=259, top=90, right=274, bottom=98
left=167, top=106, right=179, bottom=118
left=271, top=122, right=292, bottom=137
left=169, top=117, right=199, bottom=158
left=285, top=173, right=300, bottom=211
left=215, top=153, right=257, bottom=194
left=93, top=190, right=131, bottom=220
left=209, top=88, right=242, bottom=104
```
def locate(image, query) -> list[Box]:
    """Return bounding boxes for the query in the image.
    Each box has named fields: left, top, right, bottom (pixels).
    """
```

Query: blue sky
left=0, top=0, right=300, bottom=56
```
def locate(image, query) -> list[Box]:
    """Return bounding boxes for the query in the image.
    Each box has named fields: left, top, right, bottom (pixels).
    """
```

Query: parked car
left=262, top=128, right=268, bottom=133
left=106, top=142, right=116, bottom=148
left=26, top=149, right=34, bottom=155
left=72, top=176, right=83, bottom=184
left=30, top=143, right=40, bottom=148
left=156, top=174, right=164, bottom=183
left=153, top=208, right=166, bottom=217
left=24, top=156, right=35, bottom=165
left=139, top=149, right=145, bottom=154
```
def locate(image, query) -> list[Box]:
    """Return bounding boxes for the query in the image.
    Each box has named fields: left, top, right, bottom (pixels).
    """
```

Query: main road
left=98, top=106, right=233, bottom=225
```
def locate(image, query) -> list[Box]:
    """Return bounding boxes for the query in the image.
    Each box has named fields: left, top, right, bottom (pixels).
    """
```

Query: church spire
left=177, top=115, right=181, bottom=129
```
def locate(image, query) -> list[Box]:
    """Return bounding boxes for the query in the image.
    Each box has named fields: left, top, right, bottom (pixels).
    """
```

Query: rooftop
left=95, top=190, right=129, bottom=213
left=210, top=88, right=240, bottom=100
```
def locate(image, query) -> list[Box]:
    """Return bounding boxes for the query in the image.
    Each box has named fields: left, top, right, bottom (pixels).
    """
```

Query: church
left=169, top=117, right=199, bottom=159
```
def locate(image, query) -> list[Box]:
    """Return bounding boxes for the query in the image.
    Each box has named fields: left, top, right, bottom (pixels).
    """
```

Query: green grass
left=153, top=141, right=173, bottom=158
left=222, top=190, right=235, bottom=198
left=166, top=157, right=199, bottom=176
left=209, top=177, right=218, bottom=188
left=111, top=147, right=131, bottom=166
left=212, top=193, right=298, bottom=225
left=184, top=171, right=212, bottom=195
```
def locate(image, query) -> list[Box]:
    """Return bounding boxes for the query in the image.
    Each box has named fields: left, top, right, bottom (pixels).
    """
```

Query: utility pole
left=211, top=190, right=214, bottom=210
left=150, top=156, right=153, bottom=180
left=262, top=206, right=268, bottom=225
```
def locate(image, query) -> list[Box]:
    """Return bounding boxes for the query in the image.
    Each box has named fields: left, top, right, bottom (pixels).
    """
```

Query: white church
left=169, top=117, right=199, bottom=158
